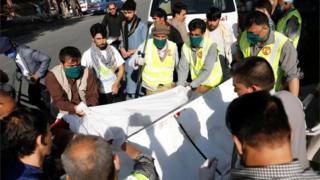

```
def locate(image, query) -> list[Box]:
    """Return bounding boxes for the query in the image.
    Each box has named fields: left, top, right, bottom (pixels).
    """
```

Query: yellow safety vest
left=276, top=8, right=302, bottom=48
left=182, top=37, right=223, bottom=88
left=239, top=31, right=288, bottom=91
left=142, top=39, right=176, bottom=89
left=128, top=172, right=149, bottom=180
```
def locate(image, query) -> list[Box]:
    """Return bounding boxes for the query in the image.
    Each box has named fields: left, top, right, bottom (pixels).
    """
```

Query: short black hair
left=3, top=108, right=49, bottom=158
left=188, top=18, right=207, bottom=33
left=254, top=0, right=272, bottom=16
left=59, top=46, right=81, bottom=63
left=231, top=56, right=275, bottom=91
left=244, top=11, right=269, bottom=29
left=172, top=2, right=187, bottom=17
left=226, top=91, right=291, bottom=147
left=206, top=7, right=221, bottom=21
left=90, top=23, right=107, bottom=38
left=151, top=8, right=167, bottom=21
left=122, top=0, right=136, bottom=11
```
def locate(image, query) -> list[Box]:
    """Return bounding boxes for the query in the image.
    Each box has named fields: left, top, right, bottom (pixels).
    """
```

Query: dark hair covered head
left=122, top=0, right=136, bottom=10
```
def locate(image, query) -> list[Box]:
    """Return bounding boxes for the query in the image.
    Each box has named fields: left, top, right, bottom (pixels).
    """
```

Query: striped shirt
left=231, top=160, right=320, bottom=179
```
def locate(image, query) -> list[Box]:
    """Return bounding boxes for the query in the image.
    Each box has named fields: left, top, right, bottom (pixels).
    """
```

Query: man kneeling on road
left=129, top=22, right=179, bottom=95
left=178, top=19, right=223, bottom=94
left=46, top=46, right=99, bottom=116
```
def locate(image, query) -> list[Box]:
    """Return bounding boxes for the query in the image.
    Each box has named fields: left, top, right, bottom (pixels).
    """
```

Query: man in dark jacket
left=0, top=36, right=51, bottom=110
left=101, top=2, right=124, bottom=48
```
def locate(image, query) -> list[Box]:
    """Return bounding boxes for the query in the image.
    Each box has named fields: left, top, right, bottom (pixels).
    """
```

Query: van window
left=151, top=0, right=235, bottom=16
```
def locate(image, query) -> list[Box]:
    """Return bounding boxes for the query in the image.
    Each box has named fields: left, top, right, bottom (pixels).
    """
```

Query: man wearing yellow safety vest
left=276, top=0, right=302, bottom=48
left=239, top=11, right=302, bottom=96
left=129, top=22, right=179, bottom=95
left=177, top=18, right=223, bottom=94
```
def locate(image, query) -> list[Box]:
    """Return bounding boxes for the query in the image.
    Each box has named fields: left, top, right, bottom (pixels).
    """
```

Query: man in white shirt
left=82, top=23, right=125, bottom=104
left=205, top=7, right=233, bottom=80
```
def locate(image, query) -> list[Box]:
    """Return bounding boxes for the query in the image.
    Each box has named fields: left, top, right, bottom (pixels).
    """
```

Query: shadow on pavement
left=1, top=16, right=88, bottom=44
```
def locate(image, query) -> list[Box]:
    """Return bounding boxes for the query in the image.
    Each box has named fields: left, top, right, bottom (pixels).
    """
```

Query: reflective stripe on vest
left=182, top=37, right=223, bottom=88
left=276, top=9, right=302, bottom=48
left=239, top=31, right=288, bottom=91
left=129, top=172, right=149, bottom=180
left=142, top=39, right=176, bottom=89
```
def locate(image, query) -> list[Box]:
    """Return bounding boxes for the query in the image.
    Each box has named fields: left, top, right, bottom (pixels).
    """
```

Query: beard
left=98, top=44, right=107, bottom=50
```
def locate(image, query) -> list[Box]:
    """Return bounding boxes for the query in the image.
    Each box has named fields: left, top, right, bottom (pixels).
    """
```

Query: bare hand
left=112, top=82, right=120, bottom=95
left=31, top=73, right=40, bottom=82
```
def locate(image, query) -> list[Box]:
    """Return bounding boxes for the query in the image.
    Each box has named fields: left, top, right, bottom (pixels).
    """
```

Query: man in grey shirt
left=231, top=56, right=309, bottom=170
left=239, top=11, right=302, bottom=96
left=177, top=19, right=223, bottom=94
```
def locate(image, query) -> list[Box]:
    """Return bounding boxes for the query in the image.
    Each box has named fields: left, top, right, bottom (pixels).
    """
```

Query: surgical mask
left=190, top=36, right=203, bottom=47
left=4, top=49, right=17, bottom=59
left=247, top=32, right=263, bottom=45
left=64, top=66, right=82, bottom=79
left=153, top=38, right=167, bottom=49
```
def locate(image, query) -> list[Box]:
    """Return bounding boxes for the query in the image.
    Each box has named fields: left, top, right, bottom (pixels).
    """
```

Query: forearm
left=288, top=77, right=299, bottom=96
left=121, top=142, right=142, bottom=160
left=177, top=53, right=189, bottom=85
left=115, top=64, right=124, bottom=82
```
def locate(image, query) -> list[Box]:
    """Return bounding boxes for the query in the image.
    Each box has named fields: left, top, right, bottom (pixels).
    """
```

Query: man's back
left=274, top=90, right=309, bottom=169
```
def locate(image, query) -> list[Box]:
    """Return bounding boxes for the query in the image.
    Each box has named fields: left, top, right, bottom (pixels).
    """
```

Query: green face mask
left=64, top=66, right=82, bottom=79
left=247, top=32, right=263, bottom=45
left=153, top=38, right=167, bottom=49
left=190, top=36, right=203, bottom=47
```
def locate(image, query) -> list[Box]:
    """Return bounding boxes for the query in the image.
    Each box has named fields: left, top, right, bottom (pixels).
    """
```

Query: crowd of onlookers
left=1, top=0, right=319, bottom=179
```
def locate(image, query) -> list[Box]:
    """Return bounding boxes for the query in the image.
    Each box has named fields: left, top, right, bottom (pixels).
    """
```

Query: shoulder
left=82, top=48, right=91, bottom=58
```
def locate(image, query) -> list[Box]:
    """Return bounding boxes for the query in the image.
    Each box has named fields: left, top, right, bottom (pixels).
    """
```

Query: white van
left=148, top=0, right=238, bottom=42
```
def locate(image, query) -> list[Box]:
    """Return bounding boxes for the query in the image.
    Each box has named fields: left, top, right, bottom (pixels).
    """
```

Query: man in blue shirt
left=3, top=108, right=52, bottom=180
left=119, top=0, right=147, bottom=99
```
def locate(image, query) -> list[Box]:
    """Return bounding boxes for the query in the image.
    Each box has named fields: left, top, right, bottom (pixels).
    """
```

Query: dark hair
left=90, top=23, right=107, bottom=38
left=151, top=8, right=167, bottom=21
left=244, top=11, right=269, bottom=29
left=226, top=91, right=291, bottom=147
left=231, top=56, right=275, bottom=91
left=61, top=135, right=115, bottom=180
left=59, top=46, right=81, bottom=63
left=172, top=2, right=187, bottom=17
left=3, top=108, right=49, bottom=158
left=254, top=0, right=272, bottom=16
left=122, top=0, right=136, bottom=10
left=206, top=7, right=221, bottom=21
left=188, top=18, right=207, bottom=33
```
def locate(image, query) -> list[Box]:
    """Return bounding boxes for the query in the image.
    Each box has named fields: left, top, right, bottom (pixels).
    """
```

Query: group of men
left=1, top=0, right=319, bottom=179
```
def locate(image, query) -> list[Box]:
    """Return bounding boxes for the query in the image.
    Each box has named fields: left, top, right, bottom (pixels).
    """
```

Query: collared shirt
left=231, top=160, right=320, bottom=180
left=251, top=30, right=302, bottom=81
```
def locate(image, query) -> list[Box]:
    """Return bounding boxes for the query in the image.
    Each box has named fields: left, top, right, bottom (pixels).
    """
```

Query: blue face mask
left=190, top=36, right=203, bottom=47
left=247, top=32, right=263, bottom=45
left=64, top=66, right=83, bottom=79
left=4, top=49, right=17, bottom=59
left=153, top=38, right=167, bottom=49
